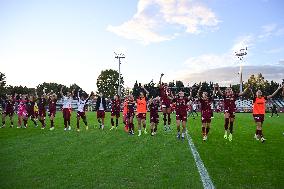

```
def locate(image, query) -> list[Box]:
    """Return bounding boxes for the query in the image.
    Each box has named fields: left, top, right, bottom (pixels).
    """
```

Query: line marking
left=185, top=131, right=215, bottom=189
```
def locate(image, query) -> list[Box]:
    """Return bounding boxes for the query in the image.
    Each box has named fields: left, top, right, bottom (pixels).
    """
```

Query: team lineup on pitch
left=1, top=1, right=284, bottom=188
left=1, top=74, right=284, bottom=188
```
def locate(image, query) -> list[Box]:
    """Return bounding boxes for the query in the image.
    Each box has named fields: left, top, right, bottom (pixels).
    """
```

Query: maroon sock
left=64, top=119, right=67, bottom=128
left=163, top=113, right=167, bottom=125
left=259, top=130, right=263, bottom=137
left=40, top=120, right=45, bottom=127
left=24, top=119, right=27, bottom=126
left=224, top=118, right=229, bottom=130
left=202, top=127, right=206, bottom=136
left=206, top=127, right=210, bottom=135
left=51, top=120, right=54, bottom=127
left=229, top=122, right=234, bottom=134
left=167, top=113, right=171, bottom=125
left=111, top=118, right=114, bottom=126
left=77, top=120, right=79, bottom=129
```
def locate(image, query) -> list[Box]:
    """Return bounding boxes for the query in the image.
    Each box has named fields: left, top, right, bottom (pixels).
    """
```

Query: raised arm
left=34, top=89, right=38, bottom=99
left=267, top=85, right=283, bottom=99
left=77, top=89, right=80, bottom=100
left=216, top=83, right=223, bottom=96
left=197, top=83, right=202, bottom=98
left=142, top=86, right=149, bottom=96
left=60, top=86, right=64, bottom=97
left=86, top=91, right=94, bottom=102
left=71, top=89, right=75, bottom=97
left=238, top=85, right=251, bottom=96
left=213, top=84, right=217, bottom=97
left=188, top=87, right=193, bottom=100
left=159, top=73, right=164, bottom=86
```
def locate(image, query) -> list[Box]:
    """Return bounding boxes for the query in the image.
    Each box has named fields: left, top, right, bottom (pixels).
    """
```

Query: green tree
left=0, top=72, right=6, bottom=97
left=96, top=69, right=124, bottom=98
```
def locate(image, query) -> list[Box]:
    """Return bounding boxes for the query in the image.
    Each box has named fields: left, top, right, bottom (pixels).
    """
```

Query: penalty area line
left=185, top=131, right=215, bottom=189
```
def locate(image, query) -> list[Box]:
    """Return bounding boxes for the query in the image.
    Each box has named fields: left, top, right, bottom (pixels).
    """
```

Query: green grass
left=0, top=112, right=283, bottom=189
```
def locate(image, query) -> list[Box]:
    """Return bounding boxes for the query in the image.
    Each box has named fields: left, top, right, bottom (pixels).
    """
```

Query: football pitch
left=0, top=112, right=283, bottom=189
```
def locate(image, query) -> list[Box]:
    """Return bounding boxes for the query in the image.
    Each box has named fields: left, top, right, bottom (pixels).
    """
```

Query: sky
left=0, top=0, right=284, bottom=93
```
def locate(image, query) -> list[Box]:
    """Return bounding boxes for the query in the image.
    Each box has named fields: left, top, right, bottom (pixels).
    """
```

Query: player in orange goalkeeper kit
left=251, top=85, right=283, bottom=143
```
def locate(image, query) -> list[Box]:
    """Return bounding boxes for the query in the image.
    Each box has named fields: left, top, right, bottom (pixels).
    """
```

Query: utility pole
left=114, top=52, right=125, bottom=96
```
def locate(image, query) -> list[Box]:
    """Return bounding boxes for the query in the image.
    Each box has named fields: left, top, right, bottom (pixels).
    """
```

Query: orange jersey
left=137, top=97, right=147, bottom=113
left=123, top=101, right=128, bottom=115
left=253, top=96, right=267, bottom=115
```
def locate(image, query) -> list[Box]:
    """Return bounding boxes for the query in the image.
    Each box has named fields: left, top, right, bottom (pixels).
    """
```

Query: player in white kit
left=60, top=86, right=75, bottom=131
left=76, top=89, right=94, bottom=132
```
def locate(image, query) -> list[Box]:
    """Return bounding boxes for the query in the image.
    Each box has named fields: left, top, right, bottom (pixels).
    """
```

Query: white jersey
left=62, top=96, right=72, bottom=109
left=192, top=103, right=197, bottom=110
left=77, top=99, right=87, bottom=112
left=99, top=98, right=104, bottom=110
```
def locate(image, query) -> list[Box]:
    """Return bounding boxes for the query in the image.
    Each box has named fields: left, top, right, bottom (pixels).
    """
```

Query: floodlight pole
left=115, top=53, right=125, bottom=96
left=235, top=48, right=247, bottom=93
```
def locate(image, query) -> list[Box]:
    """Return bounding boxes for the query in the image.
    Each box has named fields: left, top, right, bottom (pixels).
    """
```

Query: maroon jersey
left=174, top=97, right=189, bottom=114
left=127, top=101, right=135, bottom=114
left=223, top=93, right=238, bottom=112
left=5, top=99, right=15, bottom=113
left=149, top=101, right=159, bottom=117
left=38, top=98, right=47, bottom=111
left=111, top=99, right=120, bottom=113
left=49, top=98, right=57, bottom=112
left=26, top=100, right=35, bottom=113
left=160, top=85, right=171, bottom=105
left=199, top=98, right=212, bottom=113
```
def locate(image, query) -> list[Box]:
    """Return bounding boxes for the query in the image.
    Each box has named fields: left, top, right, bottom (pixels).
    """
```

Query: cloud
left=258, top=23, right=284, bottom=39
left=107, top=0, right=219, bottom=45
left=169, top=34, right=284, bottom=85
left=265, top=47, right=284, bottom=54
left=176, top=65, right=284, bottom=86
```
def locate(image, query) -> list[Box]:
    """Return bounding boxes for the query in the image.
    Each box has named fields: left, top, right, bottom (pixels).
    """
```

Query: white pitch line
left=185, top=131, right=215, bottom=189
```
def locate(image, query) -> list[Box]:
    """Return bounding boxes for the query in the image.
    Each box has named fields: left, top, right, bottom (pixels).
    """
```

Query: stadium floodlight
left=235, top=47, right=248, bottom=93
left=114, top=52, right=125, bottom=96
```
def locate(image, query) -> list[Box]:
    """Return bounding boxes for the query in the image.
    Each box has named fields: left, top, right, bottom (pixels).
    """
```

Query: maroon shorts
left=97, top=110, right=105, bottom=119
left=224, top=110, right=235, bottom=118
left=63, top=108, right=71, bottom=120
left=176, top=113, right=187, bottom=121
left=3, top=110, right=14, bottom=117
left=137, top=113, right=146, bottom=120
left=162, top=102, right=171, bottom=109
left=39, top=109, right=46, bottom=117
left=77, top=111, right=86, bottom=119
left=127, top=112, right=134, bottom=119
left=49, top=110, right=56, bottom=117
left=253, top=114, right=264, bottom=123
left=111, top=111, right=120, bottom=118
left=27, top=111, right=35, bottom=118
left=150, top=115, right=159, bottom=124
left=201, top=111, right=212, bottom=123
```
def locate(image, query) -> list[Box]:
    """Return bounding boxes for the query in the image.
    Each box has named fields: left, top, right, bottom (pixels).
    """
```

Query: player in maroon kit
left=127, top=95, right=135, bottom=135
left=47, top=90, right=57, bottom=131
left=173, top=90, right=192, bottom=140
left=26, top=94, right=38, bottom=128
left=159, top=73, right=173, bottom=132
left=1, top=94, right=15, bottom=128
left=35, top=89, right=48, bottom=129
left=197, top=83, right=216, bottom=141
left=149, top=96, right=160, bottom=136
left=110, top=95, right=121, bottom=130
left=216, top=84, right=250, bottom=141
